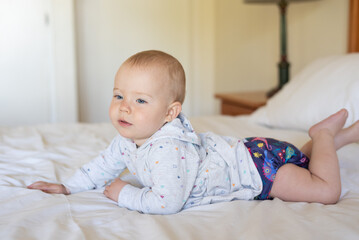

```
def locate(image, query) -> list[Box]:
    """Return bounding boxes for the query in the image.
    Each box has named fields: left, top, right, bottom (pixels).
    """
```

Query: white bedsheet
left=1, top=115, right=359, bottom=240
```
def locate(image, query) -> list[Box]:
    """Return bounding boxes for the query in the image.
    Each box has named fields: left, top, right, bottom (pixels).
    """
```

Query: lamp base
left=267, top=60, right=290, bottom=98
left=266, top=86, right=281, bottom=98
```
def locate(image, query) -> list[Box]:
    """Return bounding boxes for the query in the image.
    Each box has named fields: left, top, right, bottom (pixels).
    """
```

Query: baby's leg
left=301, top=119, right=359, bottom=158
left=270, top=109, right=348, bottom=204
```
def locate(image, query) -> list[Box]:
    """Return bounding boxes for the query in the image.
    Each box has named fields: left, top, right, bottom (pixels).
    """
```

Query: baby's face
left=109, top=64, right=173, bottom=146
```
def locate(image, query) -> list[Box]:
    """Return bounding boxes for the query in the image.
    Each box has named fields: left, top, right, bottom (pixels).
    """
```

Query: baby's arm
left=27, top=181, right=70, bottom=195
left=28, top=136, right=126, bottom=194
left=114, top=142, right=198, bottom=214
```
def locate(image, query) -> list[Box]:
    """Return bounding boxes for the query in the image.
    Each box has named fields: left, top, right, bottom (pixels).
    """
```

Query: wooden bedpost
left=348, top=0, right=359, bottom=53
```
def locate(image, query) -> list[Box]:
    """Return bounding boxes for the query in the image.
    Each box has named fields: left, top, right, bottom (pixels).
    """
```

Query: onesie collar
left=141, top=112, right=201, bottom=148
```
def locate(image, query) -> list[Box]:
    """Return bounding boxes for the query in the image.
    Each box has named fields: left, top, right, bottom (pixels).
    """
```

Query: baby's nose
left=119, top=100, right=130, bottom=112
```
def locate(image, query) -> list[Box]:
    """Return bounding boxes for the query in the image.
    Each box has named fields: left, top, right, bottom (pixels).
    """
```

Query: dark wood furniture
left=215, top=91, right=267, bottom=116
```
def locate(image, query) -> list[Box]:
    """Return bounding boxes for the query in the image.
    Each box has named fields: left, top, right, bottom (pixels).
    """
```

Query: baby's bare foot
left=341, top=120, right=359, bottom=143
left=309, top=109, right=348, bottom=138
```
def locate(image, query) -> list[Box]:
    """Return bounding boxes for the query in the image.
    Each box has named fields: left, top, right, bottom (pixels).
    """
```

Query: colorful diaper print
left=244, top=137, right=310, bottom=200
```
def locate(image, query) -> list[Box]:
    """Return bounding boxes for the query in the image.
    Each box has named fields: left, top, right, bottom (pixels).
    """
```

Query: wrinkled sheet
left=1, top=115, right=359, bottom=240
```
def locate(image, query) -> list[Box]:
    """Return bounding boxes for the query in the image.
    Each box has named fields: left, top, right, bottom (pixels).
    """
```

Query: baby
left=28, top=50, right=359, bottom=214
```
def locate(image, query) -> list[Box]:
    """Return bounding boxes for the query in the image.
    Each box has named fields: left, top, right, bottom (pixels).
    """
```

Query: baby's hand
left=27, top=181, right=70, bottom=195
left=103, top=178, right=128, bottom=202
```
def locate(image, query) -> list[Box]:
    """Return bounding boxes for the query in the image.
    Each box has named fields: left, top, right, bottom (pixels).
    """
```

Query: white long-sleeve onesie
left=63, top=113, right=262, bottom=214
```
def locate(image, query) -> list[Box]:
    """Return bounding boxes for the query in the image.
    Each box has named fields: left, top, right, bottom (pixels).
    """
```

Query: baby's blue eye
left=115, top=95, right=123, bottom=100
left=136, top=99, right=147, bottom=104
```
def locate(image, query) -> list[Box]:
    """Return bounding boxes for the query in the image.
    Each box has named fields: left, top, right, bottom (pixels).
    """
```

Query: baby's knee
left=270, top=164, right=341, bottom=204
left=320, top=184, right=341, bottom=205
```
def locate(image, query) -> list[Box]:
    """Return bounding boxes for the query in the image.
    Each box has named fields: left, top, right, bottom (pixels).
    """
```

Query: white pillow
left=250, top=53, right=359, bottom=131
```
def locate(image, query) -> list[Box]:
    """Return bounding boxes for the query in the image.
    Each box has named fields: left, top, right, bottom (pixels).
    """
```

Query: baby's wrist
left=62, top=184, right=71, bottom=195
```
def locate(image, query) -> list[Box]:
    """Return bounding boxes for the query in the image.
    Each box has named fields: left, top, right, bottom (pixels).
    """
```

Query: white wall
left=215, top=0, right=349, bottom=93
left=0, top=0, right=349, bottom=125
left=75, top=0, right=216, bottom=122
left=76, top=0, right=349, bottom=123
left=50, top=0, right=78, bottom=123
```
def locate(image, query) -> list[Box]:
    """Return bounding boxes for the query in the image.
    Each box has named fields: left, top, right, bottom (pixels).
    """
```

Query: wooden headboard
left=348, top=0, right=359, bottom=52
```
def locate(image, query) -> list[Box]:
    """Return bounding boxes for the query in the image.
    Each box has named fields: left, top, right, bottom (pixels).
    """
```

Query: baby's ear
left=165, top=102, right=182, bottom=122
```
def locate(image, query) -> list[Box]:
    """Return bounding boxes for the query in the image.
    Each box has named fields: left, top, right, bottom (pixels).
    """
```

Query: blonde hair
left=124, top=50, right=186, bottom=104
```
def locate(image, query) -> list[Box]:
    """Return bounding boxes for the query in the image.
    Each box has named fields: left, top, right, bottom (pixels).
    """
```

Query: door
left=0, top=0, right=53, bottom=126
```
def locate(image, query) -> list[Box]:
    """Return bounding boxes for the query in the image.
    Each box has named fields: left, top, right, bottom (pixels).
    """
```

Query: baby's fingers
left=27, top=181, right=68, bottom=194
left=27, top=181, right=48, bottom=190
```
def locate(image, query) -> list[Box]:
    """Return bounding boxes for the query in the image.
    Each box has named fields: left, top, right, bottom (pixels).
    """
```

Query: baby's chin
left=117, top=132, right=148, bottom=145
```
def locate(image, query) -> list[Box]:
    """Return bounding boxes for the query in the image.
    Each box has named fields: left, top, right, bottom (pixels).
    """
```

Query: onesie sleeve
left=63, top=136, right=127, bottom=194
left=117, top=140, right=198, bottom=214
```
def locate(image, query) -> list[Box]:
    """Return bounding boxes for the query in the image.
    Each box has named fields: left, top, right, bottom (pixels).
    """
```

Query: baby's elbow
left=150, top=202, right=183, bottom=215
left=166, top=204, right=183, bottom=215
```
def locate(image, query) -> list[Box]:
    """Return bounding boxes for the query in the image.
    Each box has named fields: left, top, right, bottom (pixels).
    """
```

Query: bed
left=1, top=2, right=359, bottom=239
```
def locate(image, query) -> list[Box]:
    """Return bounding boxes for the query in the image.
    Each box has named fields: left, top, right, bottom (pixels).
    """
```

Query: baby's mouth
left=118, top=119, right=132, bottom=127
